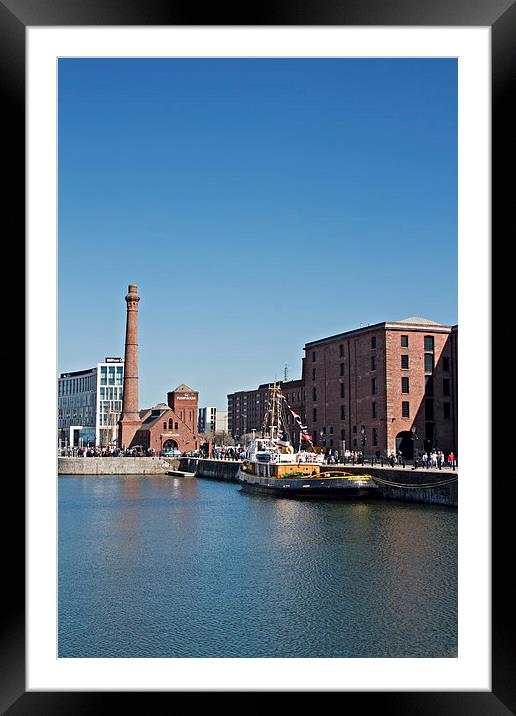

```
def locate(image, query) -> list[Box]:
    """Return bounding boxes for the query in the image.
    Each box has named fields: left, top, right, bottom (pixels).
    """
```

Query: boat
left=237, top=383, right=378, bottom=499
left=166, top=469, right=196, bottom=478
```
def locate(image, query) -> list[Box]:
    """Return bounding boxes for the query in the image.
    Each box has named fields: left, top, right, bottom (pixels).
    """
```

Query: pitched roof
left=173, top=383, right=195, bottom=392
left=398, top=317, right=443, bottom=326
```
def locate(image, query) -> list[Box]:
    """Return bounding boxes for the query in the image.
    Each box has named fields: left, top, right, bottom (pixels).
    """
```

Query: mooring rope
left=371, top=474, right=458, bottom=489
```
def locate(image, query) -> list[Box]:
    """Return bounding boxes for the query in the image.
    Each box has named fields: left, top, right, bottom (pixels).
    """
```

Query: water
left=58, top=476, right=457, bottom=658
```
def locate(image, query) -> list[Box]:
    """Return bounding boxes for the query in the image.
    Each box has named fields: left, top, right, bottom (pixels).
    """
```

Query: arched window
left=163, top=422, right=166, bottom=430
left=174, top=422, right=178, bottom=430
left=168, top=418, right=173, bottom=430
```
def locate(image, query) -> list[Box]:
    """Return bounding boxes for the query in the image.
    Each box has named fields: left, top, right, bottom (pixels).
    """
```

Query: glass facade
left=96, top=362, right=124, bottom=446
left=57, top=360, right=124, bottom=447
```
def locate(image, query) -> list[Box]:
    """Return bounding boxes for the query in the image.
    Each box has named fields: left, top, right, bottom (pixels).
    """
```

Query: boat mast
left=272, top=383, right=277, bottom=441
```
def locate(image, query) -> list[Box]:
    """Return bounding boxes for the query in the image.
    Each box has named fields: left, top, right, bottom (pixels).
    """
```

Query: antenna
left=284, top=364, right=288, bottom=382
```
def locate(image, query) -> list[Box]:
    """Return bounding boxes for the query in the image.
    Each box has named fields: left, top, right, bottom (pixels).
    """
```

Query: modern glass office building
left=198, top=407, right=229, bottom=435
left=58, top=358, right=124, bottom=447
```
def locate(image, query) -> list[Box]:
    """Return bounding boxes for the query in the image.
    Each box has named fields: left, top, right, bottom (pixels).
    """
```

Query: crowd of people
left=59, top=443, right=457, bottom=470
left=58, top=446, right=156, bottom=457
left=210, top=446, right=244, bottom=460
left=207, top=445, right=458, bottom=469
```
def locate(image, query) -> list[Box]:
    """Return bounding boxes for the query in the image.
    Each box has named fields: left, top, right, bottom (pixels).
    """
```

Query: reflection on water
left=58, top=476, right=457, bottom=658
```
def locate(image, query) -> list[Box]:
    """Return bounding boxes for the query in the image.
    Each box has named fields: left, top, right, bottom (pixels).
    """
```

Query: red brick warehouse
left=303, top=317, right=458, bottom=459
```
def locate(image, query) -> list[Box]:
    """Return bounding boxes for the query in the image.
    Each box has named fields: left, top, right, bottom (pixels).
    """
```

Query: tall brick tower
left=118, top=284, right=141, bottom=448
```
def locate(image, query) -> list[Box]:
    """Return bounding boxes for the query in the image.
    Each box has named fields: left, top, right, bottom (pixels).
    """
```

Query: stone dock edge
left=58, top=457, right=457, bottom=506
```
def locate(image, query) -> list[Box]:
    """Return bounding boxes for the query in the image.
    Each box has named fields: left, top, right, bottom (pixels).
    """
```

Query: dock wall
left=320, top=465, right=458, bottom=507
left=58, top=456, right=179, bottom=475
left=180, top=459, right=457, bottom=505
left=58, top=457, right=457, bottom=506
left=179, top=458, right=240, bottom=482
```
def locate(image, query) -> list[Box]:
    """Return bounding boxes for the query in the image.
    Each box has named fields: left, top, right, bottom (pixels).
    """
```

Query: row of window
left=58, top=374, right=95, bottom=396
left=312, top=399, right=452, bottom=423
left=59, top=394, right=96, bottom=407
left=402, top=402, right=452, bottom=419
left=99, top=400, right=122, bottom=413
left=313, top=335, right=442, bottom=357
left=99, top=387, right=123, bottom=401
left=309, top=352, right=449, bottom=378
left=308, top=376, right=452, bottom=405
left=401, top=354, right=449, bottom=372
left=311, top=427, right=380, bottom=448
left=58, top=406, right=94, bottom=419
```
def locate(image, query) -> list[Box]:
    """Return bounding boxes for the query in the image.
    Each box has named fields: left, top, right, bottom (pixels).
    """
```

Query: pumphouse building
left=133, top=385, right=200, bottom=454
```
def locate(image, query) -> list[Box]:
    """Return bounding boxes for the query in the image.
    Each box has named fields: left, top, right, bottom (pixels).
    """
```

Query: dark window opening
left=402, top=377, right=409, bottom=393
left=424, top=353, right=434, bottom=373
left=401, top=355, right=409, bottom=369
left=402, top=401, right=410, bottom=418
left=443, top=378, right=450, bottom=395
left=371, top=336, right=376, bottom=349
left=444, top=403, right=451, bottom=418
left=425, top=375, right=434, bottom=396
left=401, top=335, right=408, bottom=347
left=424, top=336, right=434, bottom=352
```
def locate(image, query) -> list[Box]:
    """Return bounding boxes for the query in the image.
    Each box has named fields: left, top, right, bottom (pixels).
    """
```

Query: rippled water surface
left=58, top=476, right=457, bottom=658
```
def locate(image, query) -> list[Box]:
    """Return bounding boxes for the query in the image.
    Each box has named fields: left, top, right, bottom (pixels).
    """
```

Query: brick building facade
left=133, top=384, right=199, bottom=454
left=228, top=379, right=305, bottom=444
left=304, top=317, right=458, bottom=458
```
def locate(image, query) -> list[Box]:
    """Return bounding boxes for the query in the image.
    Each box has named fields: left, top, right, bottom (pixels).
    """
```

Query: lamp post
left=360, top=425, right=367, bottom=465
left=411, top=426, right=418, bottom=469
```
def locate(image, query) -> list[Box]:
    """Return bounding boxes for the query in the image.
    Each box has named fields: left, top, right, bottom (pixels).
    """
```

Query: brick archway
left=395, top=431, right=414, bottom=459
left=163, top=439, right=178, bottom=451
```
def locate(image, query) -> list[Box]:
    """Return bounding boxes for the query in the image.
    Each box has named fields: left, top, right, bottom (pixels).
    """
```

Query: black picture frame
left=3, top=0, right=512, bottom=710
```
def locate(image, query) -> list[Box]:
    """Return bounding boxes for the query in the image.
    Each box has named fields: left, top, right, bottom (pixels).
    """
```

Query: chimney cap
left=128, top=283, right=138, bottom=293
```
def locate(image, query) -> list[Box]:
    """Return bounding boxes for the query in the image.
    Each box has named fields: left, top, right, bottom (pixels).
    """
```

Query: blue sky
left=58, top=58, right=457, bottom=409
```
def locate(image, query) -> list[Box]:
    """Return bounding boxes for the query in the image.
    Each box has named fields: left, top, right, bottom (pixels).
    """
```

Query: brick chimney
left=118, top=284, right=141, bottom=448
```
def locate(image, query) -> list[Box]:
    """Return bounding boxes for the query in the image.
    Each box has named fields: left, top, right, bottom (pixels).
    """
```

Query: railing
left=336, top=454, right=457, bottom=470
left=191, top=453, right=458, bottom=470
